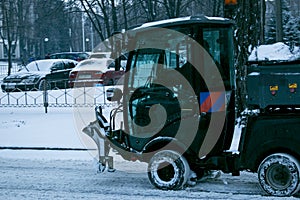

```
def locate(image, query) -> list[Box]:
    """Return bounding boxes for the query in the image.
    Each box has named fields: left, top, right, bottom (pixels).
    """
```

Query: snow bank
left=248, top=42, right=300, bottom=61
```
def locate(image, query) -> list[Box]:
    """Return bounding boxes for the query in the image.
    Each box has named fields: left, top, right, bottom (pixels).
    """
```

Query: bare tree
left=161, top=0, right=214, bottom=18
left=234, top=0, right=262, bottom=115
left=17, top=0, right=35, bottom=64
left=260, top=0, right=266, bottom=44
left=121, top=0, right=129, bottom=30
left=79, top=0, right=123, bottom=40
left=79, top=0, right=107, bottom=41
left=0, top=0, right=19, bottom=75
left=34, top=0, right=71, bottom=56
left=275, top=0, right=283, bottom=42
left=161, top=0, right=182, bottom=18
left=137, top=0, right=160, bottom=22
left=213, top=0, right=224, bottom=16
left=111, top=0, right=118, bottom=32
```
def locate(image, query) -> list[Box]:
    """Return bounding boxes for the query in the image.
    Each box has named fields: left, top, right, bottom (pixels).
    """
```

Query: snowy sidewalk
left=0, top=106, right=100, bottom=160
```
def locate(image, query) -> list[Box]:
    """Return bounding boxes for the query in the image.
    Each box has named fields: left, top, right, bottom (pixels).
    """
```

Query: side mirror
left=106, top=88, right=122, bottom=102
left=50, top=67, right=58, bottom=72
left=108, top=61, right=115, bottom=69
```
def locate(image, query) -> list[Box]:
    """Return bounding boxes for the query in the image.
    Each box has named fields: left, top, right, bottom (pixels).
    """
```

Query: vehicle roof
left=50, top=52, right=89, bottom=55
left=28, top=59, right=77, bottom=68
left=90, top=52, right=111, bottom=55
left=89, top=52, right=111, bottom=58
left=32, top=59, right=78, bottom=63
left=72, top=58, right=113, bottom=72
left=133, top=15, right=234, bottom=30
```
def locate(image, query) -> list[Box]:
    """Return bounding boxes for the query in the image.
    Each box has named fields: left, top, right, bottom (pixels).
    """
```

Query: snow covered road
left=0, top=154, right=298, bottom=200
left=0, top=107, right=299, bottom=199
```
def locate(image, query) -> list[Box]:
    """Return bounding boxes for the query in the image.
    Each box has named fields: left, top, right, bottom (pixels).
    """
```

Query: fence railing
left=0, top=63, right=21, bottom=76
left=0, top=82, right=117, bottom=113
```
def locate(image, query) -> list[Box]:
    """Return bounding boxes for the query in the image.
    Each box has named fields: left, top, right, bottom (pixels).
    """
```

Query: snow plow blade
left=82, top=119, right=115, bottom=173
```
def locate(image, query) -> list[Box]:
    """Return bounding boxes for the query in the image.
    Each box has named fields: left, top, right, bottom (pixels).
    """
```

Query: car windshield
left=75, top=59, right=113, bottom=71
left=24, top=60, right=55, bottom=72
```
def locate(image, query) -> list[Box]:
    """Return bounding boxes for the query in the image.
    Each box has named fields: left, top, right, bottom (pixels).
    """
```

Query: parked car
left=1, top=59, right=78, bottom=92
left=89, top=52, right=128, bottom=69
left=88, top=52, right=111, bottom=59
left=49, top=52, right=89, bottom=62
left=68, top=58, right=125, bottom=88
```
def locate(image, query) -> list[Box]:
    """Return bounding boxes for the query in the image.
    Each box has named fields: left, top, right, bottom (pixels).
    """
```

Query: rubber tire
left=38, top=79, right=51, bottom=91
left=258, top=153, right=300, bottom=197
left=148, top=150, right=190, bottom=190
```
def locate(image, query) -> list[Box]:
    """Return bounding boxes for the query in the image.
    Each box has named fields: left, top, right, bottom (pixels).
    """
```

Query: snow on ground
left=0, top=107, right=84, bottom=149
left=0, top=106, right=298, bottom=200
left=0, top=105, right=142, bottom=163
left=0, top=157, right=290, bottom=200
left=248, top=42, right=300, bottom=61
left=0, top=106, right=106, bottom=160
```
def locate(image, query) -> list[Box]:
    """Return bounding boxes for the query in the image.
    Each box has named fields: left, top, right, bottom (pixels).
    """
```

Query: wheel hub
left=157, top=161, right=175, bottom=182
left=266, top=163, right=292, bottom=190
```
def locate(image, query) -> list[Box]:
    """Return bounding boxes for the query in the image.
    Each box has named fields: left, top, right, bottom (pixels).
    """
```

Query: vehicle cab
left=110, top=15, right=235, bottom=162
left=85, top=15, right=236, bottom=190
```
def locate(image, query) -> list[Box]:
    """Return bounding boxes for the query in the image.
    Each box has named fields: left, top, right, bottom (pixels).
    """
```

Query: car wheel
left=38, top=79, right=51, bottom=91
left=258, top=153, right=300, bottom=196
left=148, top=150, right=190, bottom=190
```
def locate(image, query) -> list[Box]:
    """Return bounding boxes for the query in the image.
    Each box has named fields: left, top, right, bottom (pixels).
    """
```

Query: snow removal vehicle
left=83, top=16, right=300, bottom=197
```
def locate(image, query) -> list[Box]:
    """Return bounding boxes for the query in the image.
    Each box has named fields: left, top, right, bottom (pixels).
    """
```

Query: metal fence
left=0, top=63, right=21, bottom=76
left=0, top=83, right=117, bottom=113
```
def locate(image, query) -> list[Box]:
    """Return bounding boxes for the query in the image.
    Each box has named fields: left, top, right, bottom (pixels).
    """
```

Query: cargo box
left=246, top=60, right=300, bottom=109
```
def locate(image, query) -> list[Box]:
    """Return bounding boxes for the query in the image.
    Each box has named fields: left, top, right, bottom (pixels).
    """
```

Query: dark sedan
left=49, top=52, right=89, bottom=62
left=1, top=59, right=78, bottom=92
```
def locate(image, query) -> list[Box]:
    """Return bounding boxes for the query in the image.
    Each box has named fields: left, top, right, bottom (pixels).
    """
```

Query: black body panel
left=239, top=112, right=300, bottom=172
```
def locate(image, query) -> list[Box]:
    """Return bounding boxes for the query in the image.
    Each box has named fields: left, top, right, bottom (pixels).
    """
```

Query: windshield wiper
left=34, top=61, right=40, bottom=71
left=24, top=65, right=29, bottom=72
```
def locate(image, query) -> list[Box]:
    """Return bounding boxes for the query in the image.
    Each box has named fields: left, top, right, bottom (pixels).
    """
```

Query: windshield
left=127, top=25, right=234, bottom=91
left=129, top=50, right=163, bottom=88
left=25, top=60, right=55, bottom=72
left=75, top=59, right=113, bottom=71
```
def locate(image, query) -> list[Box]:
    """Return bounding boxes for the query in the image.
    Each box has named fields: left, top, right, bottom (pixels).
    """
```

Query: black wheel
left=38, top=79, right=51, bottom=91
left=148, top=150, right=190, bottom=190
left=258, top=153, right=300, bottom=196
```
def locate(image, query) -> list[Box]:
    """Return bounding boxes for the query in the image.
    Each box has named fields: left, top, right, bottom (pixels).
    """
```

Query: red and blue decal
left=200, top=91, right=225, bottom=112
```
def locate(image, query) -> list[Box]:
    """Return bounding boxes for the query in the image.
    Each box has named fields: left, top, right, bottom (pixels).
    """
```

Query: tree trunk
left=111, top=0, right=118, bottom=33
left=234, top=0, right=261, bottom=117
left=4, top=8, right=12, bottom=76
left=260, top=0, right=266, bottom=44
left=122, top=0, right=128, bottom=30
left=275, top=0, right=283, bottom=42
